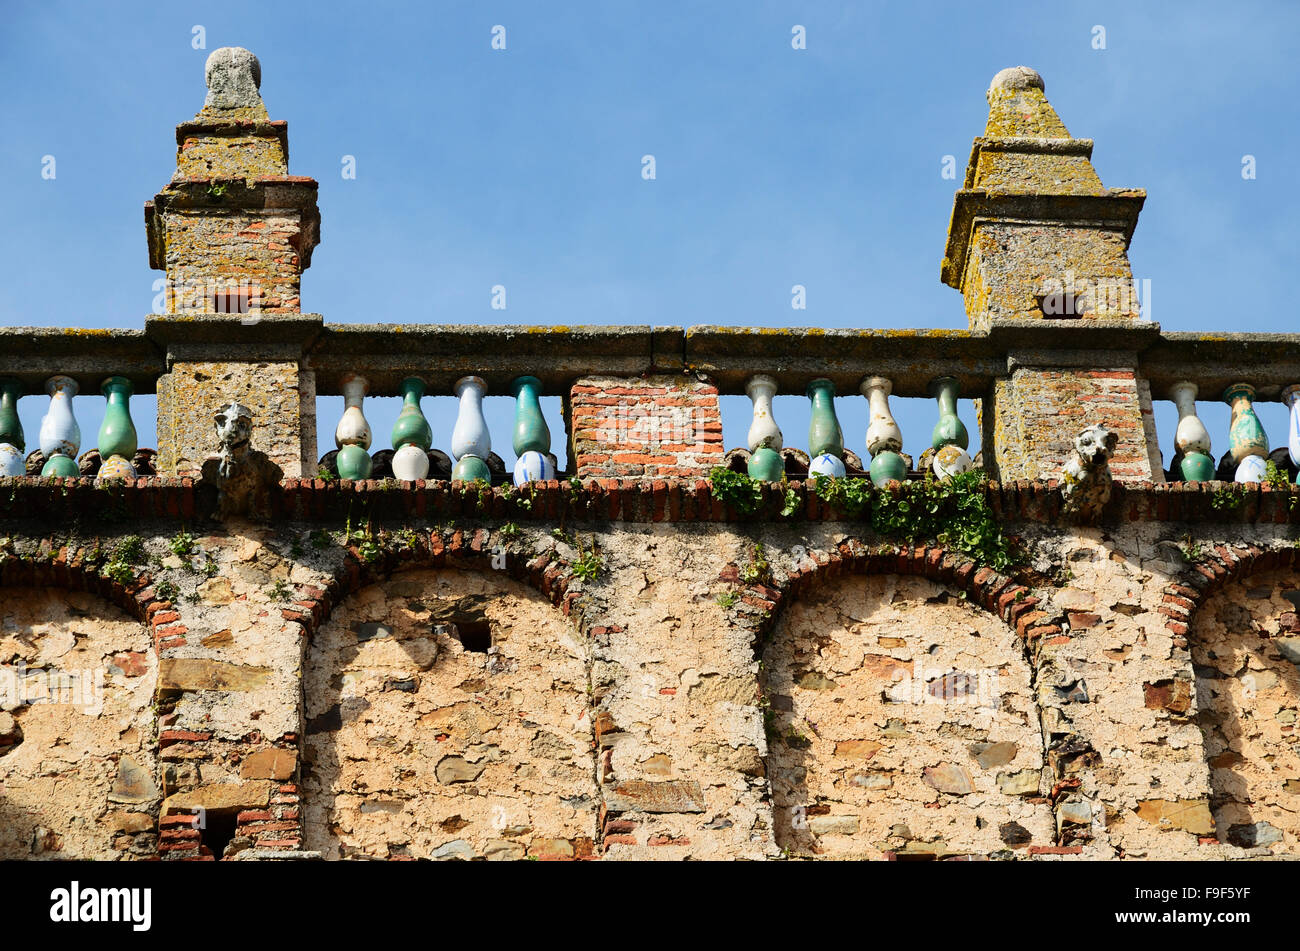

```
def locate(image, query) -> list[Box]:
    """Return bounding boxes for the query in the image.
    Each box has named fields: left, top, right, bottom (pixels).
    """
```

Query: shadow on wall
left=300, top=568, right=598, bottom=860
left=1192, top=568, right=1300, bottom=853
left=761, top=572, right=1053, bottom=859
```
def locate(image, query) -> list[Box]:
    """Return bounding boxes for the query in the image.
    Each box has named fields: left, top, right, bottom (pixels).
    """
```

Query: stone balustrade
left=1, top=323, right=1297, bottom=490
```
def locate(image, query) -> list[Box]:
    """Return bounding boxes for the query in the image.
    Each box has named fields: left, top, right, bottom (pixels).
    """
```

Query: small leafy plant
left=571, top=536, right=604, bottom=581
left=1211, top=487, right=1242, bottom=511
left=739, top=542, right=771, bottom=584
left=709, top=467, right=763, bottom=516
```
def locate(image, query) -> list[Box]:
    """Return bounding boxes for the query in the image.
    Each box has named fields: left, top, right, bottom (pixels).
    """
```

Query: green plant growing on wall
left=1179, top=535, right=1205, bottom=562
left=169, top=529, right=196, bottom=562
left=571, top=535, right=604, bottom=581
left=1265, top=459, right=1291, bottom=490
left=812, top=470, right=1016, bottom=571
left=709, top=467, right=763, bottom=515
left=267, top=579, right=291, bottom=602
left=499, top=522, right=520, bottom=539
left=1211, top=487, right=1243, bottom=511
left=739, top=542, right=771, bottom=585
left=153, top=578, right=179, bottom=603
left=716, top=590, right=739, bottom=609
left=780, top=486, right=800, bottom=518
left=115, top=535, right=145, bottom=565
left=317, top=466, right=336, bottom=483
left=810, top=474, right=873, bottom=518
left=309, top=529, right=331, bottom=550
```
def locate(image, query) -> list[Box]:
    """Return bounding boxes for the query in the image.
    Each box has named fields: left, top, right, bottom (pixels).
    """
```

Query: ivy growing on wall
left=709, top=467, right=1017, bottom=571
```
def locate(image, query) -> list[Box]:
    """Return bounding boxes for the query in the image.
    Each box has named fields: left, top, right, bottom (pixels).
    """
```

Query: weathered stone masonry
left=1, top=53, right=1298, bottom=861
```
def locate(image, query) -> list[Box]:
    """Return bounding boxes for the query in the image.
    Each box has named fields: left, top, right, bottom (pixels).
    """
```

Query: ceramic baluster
left=451, top=376, right=491, bottom=482
left=391, top=377, right=432, bottom=481
left=745, top=374, right=785, bottom=482
left=860, top=376, right=906, bottom=485
left=335, top=374, right=374, bottom=480
left=511, top=375, right=555, bottom=485
left=39, top=375, right=81, bottom=478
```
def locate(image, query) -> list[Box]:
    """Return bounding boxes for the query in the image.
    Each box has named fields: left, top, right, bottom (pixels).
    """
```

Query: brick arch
left=1158, top=544, right=1300, bottom=636
left=726, top=540, right=1062, bottom=653
left=744, top=541, right=1062, bottom=859
left=282, top=528, right=590, bottom=640
left=0, top=545, right=178, bottom=651
left=296, top=532, right=599, bottom=861
left=1160, top=544, right=1300, bottom=853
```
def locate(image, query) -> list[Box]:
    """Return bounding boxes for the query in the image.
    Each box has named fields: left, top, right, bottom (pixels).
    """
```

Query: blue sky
left=1, top=1, right=1296, bottom=471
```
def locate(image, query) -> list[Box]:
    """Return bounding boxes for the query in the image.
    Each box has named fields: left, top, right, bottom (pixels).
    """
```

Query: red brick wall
left=569, top=375, right=724, bottom=479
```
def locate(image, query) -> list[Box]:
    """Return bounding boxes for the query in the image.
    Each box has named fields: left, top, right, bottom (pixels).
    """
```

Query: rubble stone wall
left=0, top=511, right=1295, bottom=861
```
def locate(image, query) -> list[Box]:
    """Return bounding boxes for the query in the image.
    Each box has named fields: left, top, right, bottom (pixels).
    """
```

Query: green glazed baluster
left=806, top=378, right=846, bottom=478
left=807, top=378, right=842, bottom=458
left=392, top=377, right=433, bottom=451
left=929, top=377, right=969, bottom=451
left=98, top=376, right=138, bottom=461
left=1223, top=383, right=1268, bottom=464
left=0, top=378, right=24, bottom=477
left=510, top=376, right=550, bottom=456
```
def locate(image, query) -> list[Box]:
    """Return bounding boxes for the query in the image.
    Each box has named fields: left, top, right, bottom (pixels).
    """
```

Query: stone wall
left=302, top=568, right=597, bottom=860
left=1191, top=567, right=1300, bottom=851
left=764, top=574, right=1052, bottom=859
left=0, top=588, right=157, bottom=859
left=0, top=485, right=1295, bottom=861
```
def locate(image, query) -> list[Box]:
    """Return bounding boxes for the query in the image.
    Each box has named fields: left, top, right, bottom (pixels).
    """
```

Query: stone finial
left=203, top=47, right=264, bottom=111
left=1059, top=424, right=1118, bottom=525
left=983, top=65, right=1069, bottom=138
left=987, top=66, right=1044, bottom=100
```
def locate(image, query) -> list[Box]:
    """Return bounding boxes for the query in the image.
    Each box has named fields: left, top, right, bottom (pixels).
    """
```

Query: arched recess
left=1163, top=545, right=1300, bottom=854
left=297, top=538, right=598, bottom=861
left=733, top=541, right=1061, bottom=859
left=0, top=581, right=158, bottom=859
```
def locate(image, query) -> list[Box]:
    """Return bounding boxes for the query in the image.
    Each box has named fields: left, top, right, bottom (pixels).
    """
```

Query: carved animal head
left=1073, top=424, right=1117, bottom=467
left=213, top=403, right=254, bottom=453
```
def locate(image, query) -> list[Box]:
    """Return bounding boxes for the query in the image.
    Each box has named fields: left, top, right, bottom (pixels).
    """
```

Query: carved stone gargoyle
left=199, top=403, right=283, bottom=521
left=1059, top=424, right=1118, bottom=525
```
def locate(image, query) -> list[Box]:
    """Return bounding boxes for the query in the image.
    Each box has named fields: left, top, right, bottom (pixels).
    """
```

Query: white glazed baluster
left=1171, top=382, right=1211, bottom=456
left=745, top=374, right=782, bottom=452
left=451, top=376, right=491, bottom=482
left=39, top=375, right=81, bottom=477
left=745, top=374, right=785, bottom=482
left=1285, top=384, right=1300, bottom=469
left=861, top=376, right=902, bottom=455
left=336, top=374, right=372, bottom=450
left=334, top=373, right=373, bottom=480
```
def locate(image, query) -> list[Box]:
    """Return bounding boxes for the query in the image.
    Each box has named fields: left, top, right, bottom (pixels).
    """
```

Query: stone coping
left=0, top=322, right=1297, bottom=399
left=0, top=476, right=1295, bottom=526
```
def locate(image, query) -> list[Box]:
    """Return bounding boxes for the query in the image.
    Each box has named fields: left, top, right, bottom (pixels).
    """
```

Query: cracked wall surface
left=0, top=588, right=157, bottom=859
left=763, top=574, right=1052, bottom=858
left=1192, top=567, right=1300, bottom=853
left=301, top=568, right=598, bottom=860
left=0, top=514, right=1295, bottom=860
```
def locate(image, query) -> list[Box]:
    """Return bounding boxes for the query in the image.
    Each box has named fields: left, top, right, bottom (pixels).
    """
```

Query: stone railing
left=2, top=320, right=1298, bottom=496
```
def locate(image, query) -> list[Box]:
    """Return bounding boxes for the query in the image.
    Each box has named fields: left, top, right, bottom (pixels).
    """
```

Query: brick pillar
left=569, top=375, right=724, bottom=480
left=145, top=47, right=320, bottom=478
left=984, top=361, right=1163, bottom=482
left=947, top=67, right=1160, bottom=482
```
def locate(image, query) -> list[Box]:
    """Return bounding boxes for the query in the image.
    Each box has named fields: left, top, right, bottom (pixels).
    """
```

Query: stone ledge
left=0, top=475, right=1295, bottom=525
